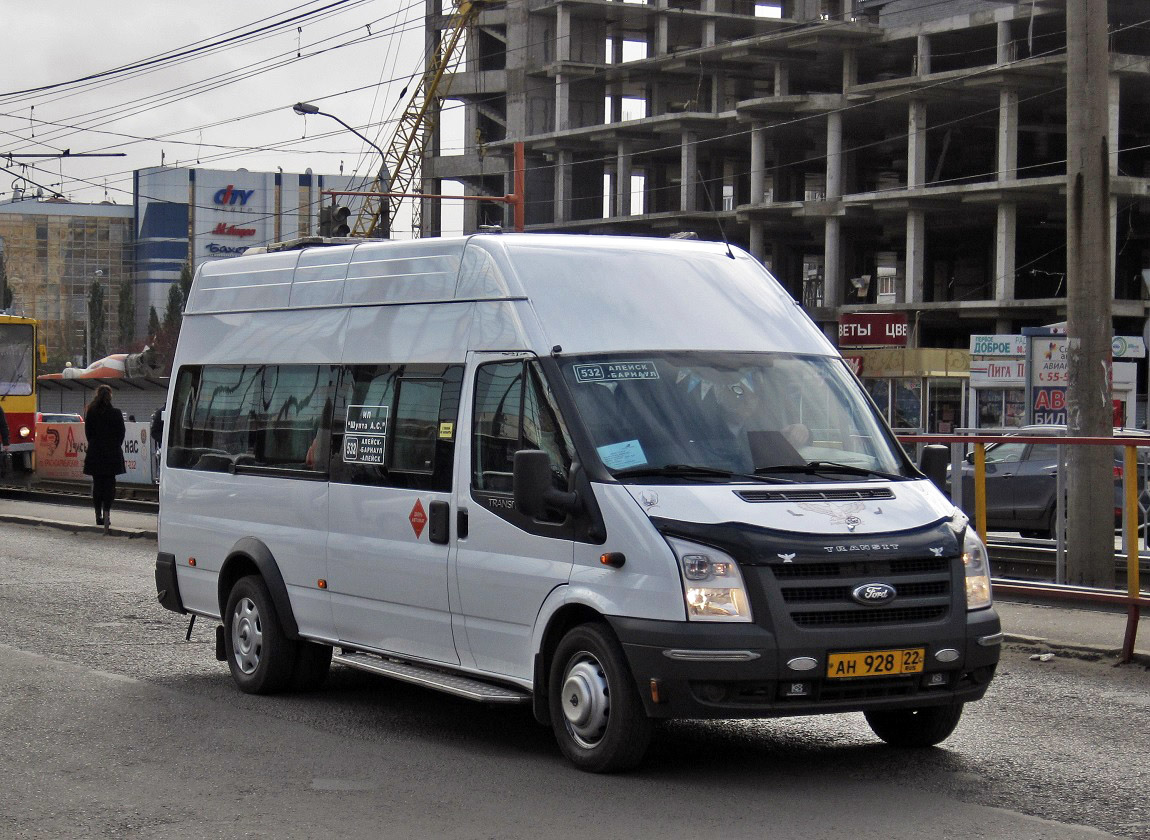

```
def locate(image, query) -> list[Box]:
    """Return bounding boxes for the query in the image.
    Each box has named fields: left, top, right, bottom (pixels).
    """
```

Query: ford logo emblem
left=851, top=582, right=897, bottom=605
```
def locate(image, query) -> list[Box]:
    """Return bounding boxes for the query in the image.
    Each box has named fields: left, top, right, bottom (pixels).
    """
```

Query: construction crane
left=351, top=0, right=488, bottom=238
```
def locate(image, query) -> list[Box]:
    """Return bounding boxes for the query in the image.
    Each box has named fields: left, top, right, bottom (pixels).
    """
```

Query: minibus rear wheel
left=864, top=703, right=964, bottom=747
left=224, top=575, right=298, bottom=694
left=548, top=623, right=652, bottom=773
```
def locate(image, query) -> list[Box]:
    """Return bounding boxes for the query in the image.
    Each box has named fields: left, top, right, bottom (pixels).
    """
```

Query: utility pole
left=1064, top=2, right=1114, bottom=586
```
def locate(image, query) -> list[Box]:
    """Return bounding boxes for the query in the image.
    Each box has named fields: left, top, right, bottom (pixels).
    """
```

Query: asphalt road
left=1, top=525, right=1147, bottom=839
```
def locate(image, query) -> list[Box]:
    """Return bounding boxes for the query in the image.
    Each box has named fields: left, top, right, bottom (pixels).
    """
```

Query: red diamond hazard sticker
left=409, top=499, right=427, bottom=539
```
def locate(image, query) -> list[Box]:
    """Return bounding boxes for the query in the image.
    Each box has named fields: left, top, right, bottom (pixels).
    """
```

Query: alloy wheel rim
left=231, top=596, right=263, bottom=675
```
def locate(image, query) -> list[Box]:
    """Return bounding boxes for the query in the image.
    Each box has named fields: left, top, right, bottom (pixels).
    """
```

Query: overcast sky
left=1, top=0, right=437, bottom=221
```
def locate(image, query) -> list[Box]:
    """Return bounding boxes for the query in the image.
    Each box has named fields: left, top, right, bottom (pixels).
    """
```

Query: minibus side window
left=166, top=364, right=334, bottom=473
left=330, top=364, right=462, bottom=492
left=472, top=360, right=572, bottom=500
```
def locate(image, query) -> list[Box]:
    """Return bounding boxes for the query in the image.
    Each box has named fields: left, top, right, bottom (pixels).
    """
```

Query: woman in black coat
left=84, top=384, right=126, bottom=533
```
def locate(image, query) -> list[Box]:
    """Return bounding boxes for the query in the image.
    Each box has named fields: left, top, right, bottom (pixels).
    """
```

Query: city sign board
left=969, top=334, right=1026, bottom=356
left=838, top=312, right=908, bottom=347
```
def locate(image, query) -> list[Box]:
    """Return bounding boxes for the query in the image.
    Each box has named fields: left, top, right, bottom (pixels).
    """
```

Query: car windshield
left=560, top=352, right=910, bottom=482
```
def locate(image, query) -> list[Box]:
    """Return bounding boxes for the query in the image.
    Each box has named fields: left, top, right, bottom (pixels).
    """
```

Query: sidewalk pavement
left=1, top=497, right=1146, bottom=664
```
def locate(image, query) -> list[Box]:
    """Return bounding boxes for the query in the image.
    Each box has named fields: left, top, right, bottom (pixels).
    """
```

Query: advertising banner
left=35, top=421, right=155, bottom=485
left=838, top=312, right=908, bottom=347
left=1028, top=335, right=1068, bottom=425
left=969, top=334, right=1027, bottom=356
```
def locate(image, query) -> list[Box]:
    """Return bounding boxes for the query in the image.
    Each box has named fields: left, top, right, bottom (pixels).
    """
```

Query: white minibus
left=155, top=233, right=1000, bottom=772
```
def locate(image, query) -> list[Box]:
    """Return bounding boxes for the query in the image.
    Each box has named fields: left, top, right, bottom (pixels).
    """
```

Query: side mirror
left=964, top=451, right=974, bottom=464
left=917, top=444, right=949, bottom=493
left=513, top=450, right=579, bottom=519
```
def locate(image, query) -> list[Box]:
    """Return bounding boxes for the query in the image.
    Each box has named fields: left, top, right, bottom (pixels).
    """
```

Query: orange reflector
left=600, top=552, right=626, bottom=568
left=649, top=678, right=661, bottom=704
left=188, top=557, right=196, bottom=567
left=317, top=579, right=328, bottom=589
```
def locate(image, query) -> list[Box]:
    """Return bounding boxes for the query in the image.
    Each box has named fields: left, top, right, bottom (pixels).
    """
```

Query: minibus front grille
left=781, top=581, right=948, bottom=603
left=769, top=557, right=948, bottom=579
left=758, top=552, right=953, bottom=628
left=736, top=488, right=896, bottom=503
left=790, top=605, right=947, bottom=627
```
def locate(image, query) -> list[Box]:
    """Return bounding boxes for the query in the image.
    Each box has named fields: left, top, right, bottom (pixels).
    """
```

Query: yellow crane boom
left=353, top=0, right=487, bottom=237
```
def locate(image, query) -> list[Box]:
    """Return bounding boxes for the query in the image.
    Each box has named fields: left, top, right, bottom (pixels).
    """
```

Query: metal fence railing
left=899, top=432, right=1149, bottom=663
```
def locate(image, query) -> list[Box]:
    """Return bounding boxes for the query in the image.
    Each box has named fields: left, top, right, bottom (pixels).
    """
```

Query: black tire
left=548, top=623, right=652, bottom=773
left=865, top=703, right=964, bottom=748
left=291, top=641, right=333, bottom=691
left=223, top=575, right=297, bottom=695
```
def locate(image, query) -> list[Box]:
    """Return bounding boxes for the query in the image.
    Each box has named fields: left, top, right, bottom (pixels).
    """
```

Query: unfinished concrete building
left=424, top=0, right=1150, bottom=405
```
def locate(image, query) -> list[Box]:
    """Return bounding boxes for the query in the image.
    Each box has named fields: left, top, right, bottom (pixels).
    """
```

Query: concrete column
left=750, top=221, right=765, bottom=260
left=905, top=210, right=926, bottom=303
left=750, top=122, right=766, bottom=204
left=908, top=100, right=928, bottom=188
left=916, top=34, right=931, bottom=75
left=774, top=62, right=789, bottom=97
left=826, top=111, right=843, bottom=200
left=995, top=202, right=1017, bottom=300
left=554, top=150, right=573, bottom=223
left=998, top=89, right=1019, bottom=180
left=1108, top=74, right=1121, bottom=177
left=997, top=20, right=1014, bottom=65
left=680, top=130, right=698, bottom=211
left=824, top=216, right=843, bottom=310
left=556, top=6, right=571, bottom=61
left=555, top=74, right=569, bottom=132
left=656, top=0, right=669, bottom=55
left=842, top=48, right=857, bottom=91
left=616, top=139, right=633, bottom=216
left=702, top=0, right=717, bottom=47
left=1110, top=75, right=1120, bottom=291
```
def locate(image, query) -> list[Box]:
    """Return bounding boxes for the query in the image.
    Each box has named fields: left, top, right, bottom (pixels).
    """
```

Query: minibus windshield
left=560, top=352, right=910, bottom=482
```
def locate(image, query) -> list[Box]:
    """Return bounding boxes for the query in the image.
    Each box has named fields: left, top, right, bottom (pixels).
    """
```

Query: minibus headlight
left=962, top=528, right=993, bottom=611
left=19, top=425, right=31, bottom=439
left=666, top=537, right=752, bottom=622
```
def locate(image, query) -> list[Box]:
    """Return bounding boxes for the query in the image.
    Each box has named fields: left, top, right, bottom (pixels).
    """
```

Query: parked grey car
left=948, top=425, right=1148, bottom=539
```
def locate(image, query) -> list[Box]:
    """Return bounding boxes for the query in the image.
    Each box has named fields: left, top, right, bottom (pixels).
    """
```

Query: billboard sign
left=838, top=312, right=908, bottom=347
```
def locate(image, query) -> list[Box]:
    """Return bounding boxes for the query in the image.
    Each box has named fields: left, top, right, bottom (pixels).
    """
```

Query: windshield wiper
left=613, top=464, right=793, bottom=483
left=754, top=461, right=907, bottom=481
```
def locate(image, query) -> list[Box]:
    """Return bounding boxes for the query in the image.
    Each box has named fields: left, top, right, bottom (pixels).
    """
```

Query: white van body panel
left=327, top=486, right=458, bottom=664
left=162, top=469, right=333, bottom=635
left=568, top=483, right=686, bottom=620
left=175, top=309, right=351, bottom=365
left=619, top=478, right=955, bottom=535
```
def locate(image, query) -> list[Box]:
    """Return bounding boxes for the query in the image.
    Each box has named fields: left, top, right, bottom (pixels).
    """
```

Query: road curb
left=1003, top=632, right=1150, bottom=666
left=0, top=514, right=156, bottom=540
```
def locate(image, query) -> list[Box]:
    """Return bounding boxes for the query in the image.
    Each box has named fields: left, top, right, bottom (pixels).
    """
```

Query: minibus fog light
left=667, top=538, right=752, bottom=623
left=962, top=528, right=993, bottom=611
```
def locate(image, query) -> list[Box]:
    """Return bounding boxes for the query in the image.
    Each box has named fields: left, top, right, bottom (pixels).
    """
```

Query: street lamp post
left=293, top=102, right=390, bottom=237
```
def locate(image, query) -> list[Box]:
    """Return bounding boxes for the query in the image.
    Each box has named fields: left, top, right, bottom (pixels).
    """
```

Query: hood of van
left=620, top=478, right=954, bottom=536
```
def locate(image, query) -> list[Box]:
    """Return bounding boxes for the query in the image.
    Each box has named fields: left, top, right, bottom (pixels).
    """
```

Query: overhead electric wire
left=0, top=0, right=366, bottom=103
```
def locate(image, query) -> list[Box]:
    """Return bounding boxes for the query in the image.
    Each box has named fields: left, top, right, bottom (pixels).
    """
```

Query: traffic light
left=318, top=204, right=351, bottom=237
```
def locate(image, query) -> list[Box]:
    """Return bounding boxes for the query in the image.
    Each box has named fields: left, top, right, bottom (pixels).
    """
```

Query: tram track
left=0, top=480, right=158, bottom=513
left=2, top=482, right=1147, bottom=589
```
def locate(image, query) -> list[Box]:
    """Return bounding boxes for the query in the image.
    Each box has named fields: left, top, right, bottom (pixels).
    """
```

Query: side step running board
left=333, top=651, right=530, bottom=705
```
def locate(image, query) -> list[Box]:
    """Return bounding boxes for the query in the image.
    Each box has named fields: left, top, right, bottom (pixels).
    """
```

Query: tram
left=0, top=314, right=39, bottom=472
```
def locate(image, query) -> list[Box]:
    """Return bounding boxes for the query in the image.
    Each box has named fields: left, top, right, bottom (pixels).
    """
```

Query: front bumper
left=608, top=606, right=1001, bottom=719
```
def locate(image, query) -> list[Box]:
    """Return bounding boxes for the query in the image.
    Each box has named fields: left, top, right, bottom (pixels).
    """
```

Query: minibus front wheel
left=548, top=623, right=652, bottom=773
left=223, top=575, right=298, bottom=694
left=864, top=703, right=964, bottom=747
